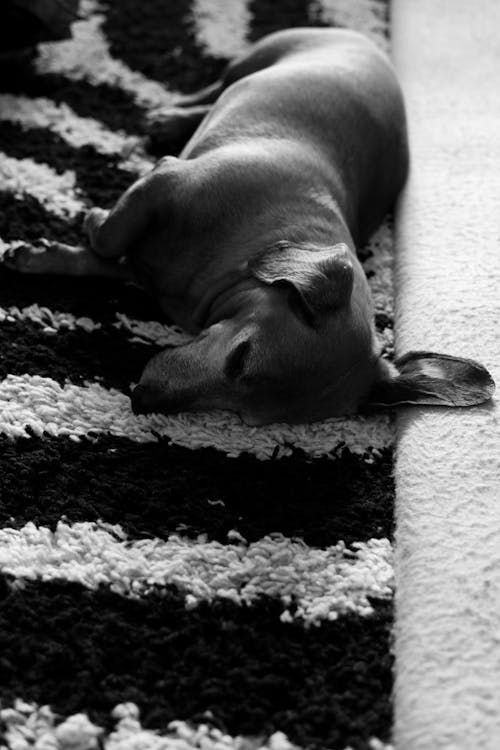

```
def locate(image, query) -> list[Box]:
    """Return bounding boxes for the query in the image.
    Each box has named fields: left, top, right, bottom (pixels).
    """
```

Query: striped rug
left=0, top=2, right=396, bottom=748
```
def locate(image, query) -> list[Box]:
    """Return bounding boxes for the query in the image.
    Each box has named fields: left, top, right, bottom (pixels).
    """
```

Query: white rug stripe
left=0, top=301, right=101, bottom=333
left=0, top=291, right=391, bottom=353
left=0, top=221, right=393, bottom=353
left=392, top=1, right=500, bottom=748
left=113, top=312, right=196, bottom=346
left=0, top=152, right=85, bottom=217
left=0, top=700, right=395, bottom=750
left=0, top=373, right=395, bottom=459
left=0, top=701, right=298, bottom=750
left=191, top=0, right=251, bottom=59
left=0, top=302, right=193, bottom=345
left=364, top=223, right=394, bottom=320
left=0, top=522, right=393, bottom=624
left=312, top=0, right=389, bottom=50
left=363, top=221, right=394, bottom=357
left=0, top=305, right=102, bottom=335
left=0, top=296, right=393, bottom=360
left=36, top=1, right=179, bottom=110
left=0, top=94, right=154, bottom=175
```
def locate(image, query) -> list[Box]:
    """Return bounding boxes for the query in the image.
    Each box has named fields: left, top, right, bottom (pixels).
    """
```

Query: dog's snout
left=131, top=384, right=159, bottom=415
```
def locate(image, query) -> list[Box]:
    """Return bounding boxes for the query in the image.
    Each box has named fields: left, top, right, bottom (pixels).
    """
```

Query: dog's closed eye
left=224, top=339, right=251, bottom=379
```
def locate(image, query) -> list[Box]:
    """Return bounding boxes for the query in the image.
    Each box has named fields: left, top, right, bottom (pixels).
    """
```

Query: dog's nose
left=131, top=384, right=160, bottom=415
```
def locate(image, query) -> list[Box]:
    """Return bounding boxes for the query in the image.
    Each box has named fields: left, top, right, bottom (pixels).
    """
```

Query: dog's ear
left=367, top=352, right=495, bottom=408
left=248, top=241, right=354, bottom=326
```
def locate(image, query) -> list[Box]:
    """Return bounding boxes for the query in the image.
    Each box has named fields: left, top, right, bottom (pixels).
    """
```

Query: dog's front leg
left=1, top=239, right=134, bottom=279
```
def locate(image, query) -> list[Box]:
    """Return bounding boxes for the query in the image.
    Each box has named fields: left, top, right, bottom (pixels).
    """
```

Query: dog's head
left=131, top=241, right=495, bottom=424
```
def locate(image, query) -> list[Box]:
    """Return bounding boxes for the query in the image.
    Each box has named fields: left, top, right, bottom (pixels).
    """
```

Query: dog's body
left=142, top=28, right=406, bottom=318
left=4, top=28, right=494, bottom=422
left=133, top=29, right=407, bottom=333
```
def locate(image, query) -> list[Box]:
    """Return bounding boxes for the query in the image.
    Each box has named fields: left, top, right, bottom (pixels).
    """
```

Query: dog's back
left=181, top=28, right=408, bottom=245
left=125, top=29, right=409, bottom=331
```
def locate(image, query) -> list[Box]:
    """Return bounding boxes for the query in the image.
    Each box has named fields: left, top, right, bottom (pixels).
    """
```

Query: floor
left=392, top=1, right=500, bottom=747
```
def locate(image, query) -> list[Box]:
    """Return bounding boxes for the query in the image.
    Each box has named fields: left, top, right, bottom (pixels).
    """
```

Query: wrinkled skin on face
left=131, top=257, right=379, bottom=425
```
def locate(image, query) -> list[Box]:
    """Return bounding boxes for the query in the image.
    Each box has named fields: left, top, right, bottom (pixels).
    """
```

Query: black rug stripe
left=0, top=320, right=154, bottom=391
left=103, top=0, right=228, bottom=93
left=0, top=121, right=141, bottom=209
left=0, top=192, right=84, bottom=246
left=0, top=266, right=161, bottom=322
left=375, top=311, right=393, bottom=333
left=248, top=0, right=329, bottom=41
left=0, top=576, right=393, bottom=749
left=0, top=436, right=394, bottom=547
left=0, top=51, right=147, bottom=135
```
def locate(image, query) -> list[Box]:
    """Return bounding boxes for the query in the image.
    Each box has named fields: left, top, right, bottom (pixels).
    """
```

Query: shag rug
left=0, top=1, right=396, bottom=748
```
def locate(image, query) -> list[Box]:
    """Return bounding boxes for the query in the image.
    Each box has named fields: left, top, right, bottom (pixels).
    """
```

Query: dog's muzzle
left=131, top=383, right=191, bottom=416
left=130, top=384, right=161, bottom=415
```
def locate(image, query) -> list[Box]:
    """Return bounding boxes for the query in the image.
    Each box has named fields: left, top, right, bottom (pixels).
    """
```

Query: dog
left=3, top=28, right=495, bottom=424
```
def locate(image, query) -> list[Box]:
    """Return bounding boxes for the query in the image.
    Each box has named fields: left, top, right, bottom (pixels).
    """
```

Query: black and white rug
left=0, top=1, right=396, bottom=748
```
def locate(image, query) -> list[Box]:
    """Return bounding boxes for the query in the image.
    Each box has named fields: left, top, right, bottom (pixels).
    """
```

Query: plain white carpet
left=391, top=1, right=500, bottom=747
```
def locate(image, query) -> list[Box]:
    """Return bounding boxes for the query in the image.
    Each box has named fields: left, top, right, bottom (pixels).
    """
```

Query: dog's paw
left=1, top=240, right=77, bottom=274
left=83, top=207, right=108, bottom=246
left=1, top=241, right=50, bottom=273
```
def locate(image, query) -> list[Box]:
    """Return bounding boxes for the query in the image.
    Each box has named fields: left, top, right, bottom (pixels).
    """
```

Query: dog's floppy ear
left=368, top=352, right=495, bottom=408
left=248, top=241, right=354, bottom=326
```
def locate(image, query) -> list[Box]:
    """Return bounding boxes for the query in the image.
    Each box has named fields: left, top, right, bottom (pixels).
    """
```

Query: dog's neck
left=191, top=270, right=255, bottom=330
left=187, top=174, right=357, bottom=333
